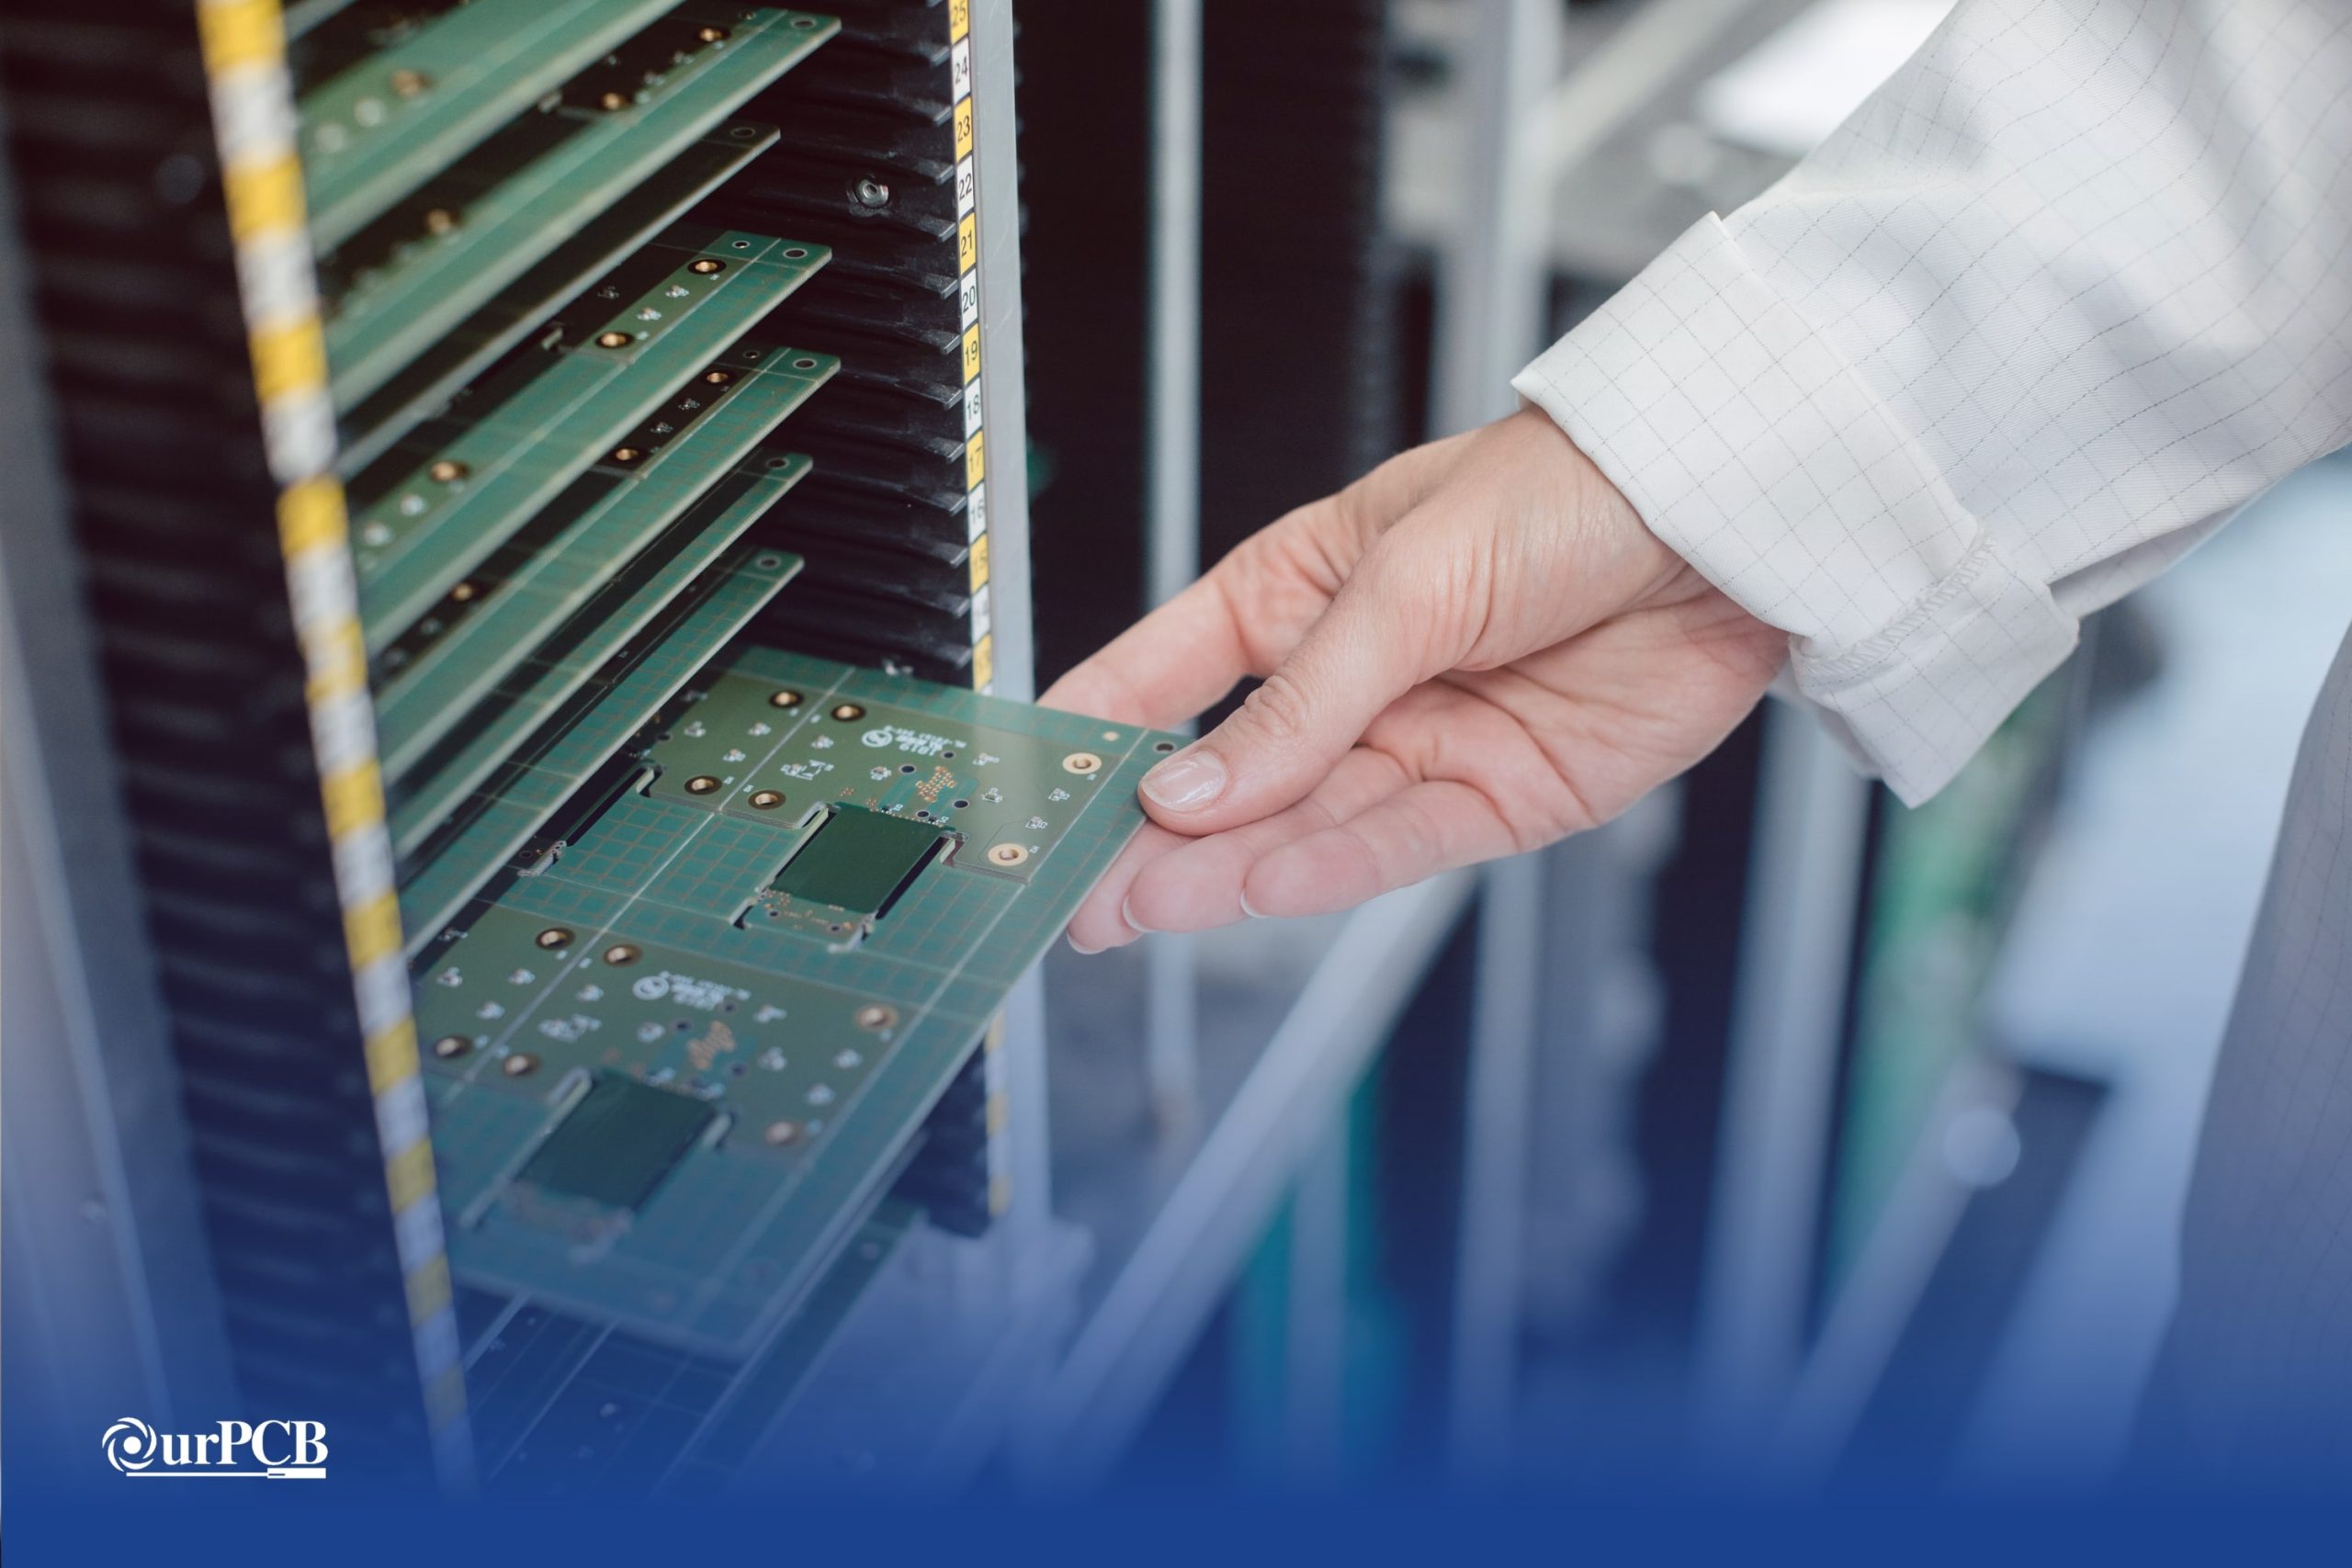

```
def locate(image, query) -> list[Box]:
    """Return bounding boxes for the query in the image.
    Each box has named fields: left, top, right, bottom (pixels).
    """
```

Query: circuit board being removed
left=413, top=648, right=1178, bottom=1352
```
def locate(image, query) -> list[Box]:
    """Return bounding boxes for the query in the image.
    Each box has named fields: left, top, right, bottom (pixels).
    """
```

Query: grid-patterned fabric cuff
left=1513, top=214, right=2076, bottom=805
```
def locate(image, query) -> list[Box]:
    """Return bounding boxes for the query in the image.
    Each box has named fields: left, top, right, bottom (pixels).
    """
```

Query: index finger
left=1040, top=566, right=1258, bottom=728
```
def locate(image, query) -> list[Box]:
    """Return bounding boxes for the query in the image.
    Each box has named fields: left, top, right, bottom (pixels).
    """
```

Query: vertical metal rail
left=1430, top=0, right=1562, bottom=1476
left=967, top=0, right=1055, bottom=1250
left=1142, top=0, right=1206, bottom=1130
left=1282, top=1118, right=1355, bottom=1480
left=1694, top=706, right=1873, bottom=1457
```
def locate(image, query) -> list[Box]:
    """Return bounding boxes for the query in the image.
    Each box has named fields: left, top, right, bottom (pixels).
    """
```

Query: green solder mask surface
left=322, top=6, right=838, bottom=412
left=298, top=0, right=684, bottom=249
left=413, top=649, right=1180, bottom=1352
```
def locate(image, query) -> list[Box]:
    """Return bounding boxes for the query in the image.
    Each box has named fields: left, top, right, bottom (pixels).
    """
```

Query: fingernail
left=1238, top=889, right=1266, bottom=919
left=1121, top=895, right=1155, bottom=935
left=1140, top=748, right=1226, bottom=811
left=1067, top=931, right=1103, bottom=955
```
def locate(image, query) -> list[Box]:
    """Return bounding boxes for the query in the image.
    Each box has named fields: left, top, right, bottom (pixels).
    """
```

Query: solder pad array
left=413, top=648, right=1177, bottom=1351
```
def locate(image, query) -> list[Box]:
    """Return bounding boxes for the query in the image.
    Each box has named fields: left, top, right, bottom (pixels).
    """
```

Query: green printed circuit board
left=412, top=650, right=1180, bottom=1351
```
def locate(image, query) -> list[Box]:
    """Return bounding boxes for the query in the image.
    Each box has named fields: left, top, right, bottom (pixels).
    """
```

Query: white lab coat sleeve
left=1513, top=0, right=2352, bottom=804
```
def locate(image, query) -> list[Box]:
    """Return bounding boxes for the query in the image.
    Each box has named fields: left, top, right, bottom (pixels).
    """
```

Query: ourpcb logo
left=103, top=1415, right=328, bottom=1479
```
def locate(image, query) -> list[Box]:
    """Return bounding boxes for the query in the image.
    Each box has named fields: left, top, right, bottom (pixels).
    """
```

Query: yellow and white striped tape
left=195, top=0, right=472, bottom=1488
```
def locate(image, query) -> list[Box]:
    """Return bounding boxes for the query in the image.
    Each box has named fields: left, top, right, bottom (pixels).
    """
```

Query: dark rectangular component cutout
left=519, top=1074, right=716, bottom=1213
left=775, top=807, right=945, bottom=919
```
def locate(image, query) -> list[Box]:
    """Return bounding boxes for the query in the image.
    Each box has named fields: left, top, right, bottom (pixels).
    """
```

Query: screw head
left=853, top=176, right=890, bottom=209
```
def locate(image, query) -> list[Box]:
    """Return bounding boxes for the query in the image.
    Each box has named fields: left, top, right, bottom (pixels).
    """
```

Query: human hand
left=1043, top=408, right=1785, bottom=952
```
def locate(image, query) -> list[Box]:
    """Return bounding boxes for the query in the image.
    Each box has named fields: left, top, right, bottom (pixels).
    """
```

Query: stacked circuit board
left=302, top=0, right=1117, bottom=1489
left=706, top=0, right=1001, bottom=689
left=413, top=654, right=1175, bottom=1349
left=0, top=0, right=1102, bottom=1488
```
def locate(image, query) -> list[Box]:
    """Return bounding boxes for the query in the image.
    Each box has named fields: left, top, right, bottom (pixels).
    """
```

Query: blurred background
left=1007, top=0, right=2352, bottom=1493
left=8, top=0, right=2346, bottom=1510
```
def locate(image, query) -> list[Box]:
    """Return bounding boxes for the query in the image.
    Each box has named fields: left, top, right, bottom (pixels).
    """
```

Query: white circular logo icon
left=631, top=974, right=671, bottom=1000
left=862, top=727, right=893, bottom=749
left=104, top=1416, right=159, bottom=1473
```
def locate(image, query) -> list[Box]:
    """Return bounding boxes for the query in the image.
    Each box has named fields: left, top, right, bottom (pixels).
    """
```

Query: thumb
left=1136, top=536, right=1451, bottom=835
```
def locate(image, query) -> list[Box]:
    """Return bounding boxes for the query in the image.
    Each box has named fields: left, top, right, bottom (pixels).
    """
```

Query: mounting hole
left=899, top=762, right=915, bottom=774
left=596, top=330, right=632, bottom=349
left=748, top=789, right=785, bottom=810
left=988, top=843, right=1030, bottom=867
left=754, top=554, right=784, bottom=570
left=854, top=1004, right=897, bottom=1032
left=432, top=1034, right=470, bottom=1060
left=784, top=246, right=808, bottom=258
left=428, top=458, right=469, bottom=483
left=1062, top=751, right=1102, bottom=775
left=535, top=926, right=573, bottom=950
left=610, top=446, right=645, bottom=465
left=689, top=257, right=726, bottom=275
left=791, top=14, right=818, bottom=26
left=1153, top=740, right=1177, bottom=753
left=768, top=690, right=803, bottom=708
left=952, top=798, right=968, bottom=809
left=831, top=702, right=865, bottom=721
left=764, top=1120, right=802, bottom=1145
left=602, top=943, right=641, bottom=965
left=502, top=1053, right=538, bottom=1077
left=793, top=356, right=819, bottom=369
left=685, top=774, right=721, bottom=794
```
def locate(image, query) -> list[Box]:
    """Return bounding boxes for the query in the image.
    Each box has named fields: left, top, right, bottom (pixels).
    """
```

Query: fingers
left=1136, top=530, right=1461, bottom=835
left=1243, top=778, right=1525, bottom=919
left=1121, top=747, right=1409, bottom=934
left=1039, top=570, right=1256, bottom=728
left=1063, top=822, right=1188, bottom=953
left=1043, top=433, right=1481, bottom=729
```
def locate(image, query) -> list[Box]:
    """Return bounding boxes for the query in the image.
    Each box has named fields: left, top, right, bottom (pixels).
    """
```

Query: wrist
left=1502, top=405, right=1689, bottom=610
